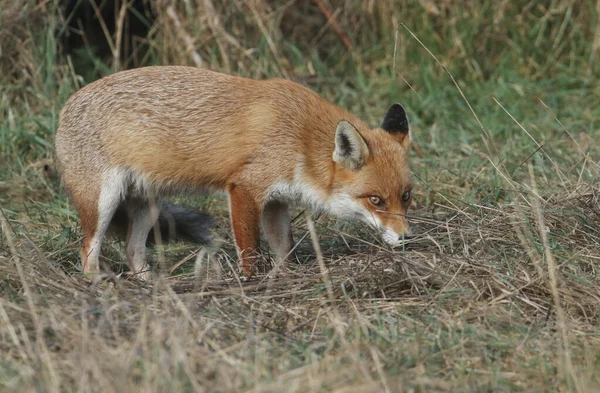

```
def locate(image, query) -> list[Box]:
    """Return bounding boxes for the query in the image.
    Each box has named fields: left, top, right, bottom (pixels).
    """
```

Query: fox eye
left=369, top=195, right=385, bottom=207
left=402, top=191, right=412, bottom=202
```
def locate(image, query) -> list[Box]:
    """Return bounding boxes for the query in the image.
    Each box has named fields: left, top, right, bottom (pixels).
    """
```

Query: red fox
left=54, top=66, right=413, bottom=279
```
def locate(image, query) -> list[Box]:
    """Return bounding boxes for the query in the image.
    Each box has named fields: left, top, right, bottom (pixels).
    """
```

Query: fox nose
left=403, top=225, right=413, bottom=237
left=382, top=224, right=413, bottom=246
left=382, top=230, right=399, bottom=245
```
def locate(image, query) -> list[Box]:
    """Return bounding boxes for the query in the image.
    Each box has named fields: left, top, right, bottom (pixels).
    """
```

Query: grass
left=1, top=0, right=599, bottom=392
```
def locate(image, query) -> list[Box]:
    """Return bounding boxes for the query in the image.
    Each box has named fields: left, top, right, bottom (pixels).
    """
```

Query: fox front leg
left=262, top=200, right=295, bottom=267
left=228, top=184, right=262, bottom=277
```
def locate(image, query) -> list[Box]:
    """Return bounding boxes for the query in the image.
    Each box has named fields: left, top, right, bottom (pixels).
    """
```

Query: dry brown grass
left=2, top=183, right=599, bottom=391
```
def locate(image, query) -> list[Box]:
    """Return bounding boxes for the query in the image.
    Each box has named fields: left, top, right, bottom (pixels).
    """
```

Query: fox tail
left=110, top=203, right=214, bottom=246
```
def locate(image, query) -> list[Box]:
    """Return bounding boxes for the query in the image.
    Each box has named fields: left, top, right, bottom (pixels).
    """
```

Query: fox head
left=329, top=104, right=413, bottom=246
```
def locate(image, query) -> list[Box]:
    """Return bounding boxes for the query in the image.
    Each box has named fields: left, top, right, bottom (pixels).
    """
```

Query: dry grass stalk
left=312, top=0, right=352, bottom=50
left=528, top=164, right=581, bottom=391
left=112, top=0, right=130, bottom=72
left=165, top=5, right=204, bottom=67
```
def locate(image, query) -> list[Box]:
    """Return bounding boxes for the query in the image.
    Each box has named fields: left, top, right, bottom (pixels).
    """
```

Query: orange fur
left=55, top=66, right=414, bottom=278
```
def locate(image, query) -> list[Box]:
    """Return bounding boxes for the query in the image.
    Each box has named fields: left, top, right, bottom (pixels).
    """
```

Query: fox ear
left=333, top=120, right=369, bottom=171
left=381, top=103, right=410, bottom=147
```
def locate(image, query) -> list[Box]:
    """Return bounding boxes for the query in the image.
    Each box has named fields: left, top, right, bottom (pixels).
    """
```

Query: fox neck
left=264, top=156, right=365, bottom=223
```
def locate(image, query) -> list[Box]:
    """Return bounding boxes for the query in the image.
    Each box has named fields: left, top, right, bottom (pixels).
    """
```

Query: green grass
left=1, top=1, right=599, bottom=392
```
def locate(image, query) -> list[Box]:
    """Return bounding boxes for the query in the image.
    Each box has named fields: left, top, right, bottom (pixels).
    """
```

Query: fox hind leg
left=79, top=170, right=126, bottom=276
left=79, top=205, right=100, bottom=275
left=124, top=198, right=160, bottom=280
